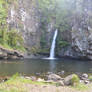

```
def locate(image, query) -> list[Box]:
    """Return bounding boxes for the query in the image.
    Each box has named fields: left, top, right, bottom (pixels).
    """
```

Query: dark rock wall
left=59, top=0, right=92, bottom=60
left=7, top=0, right=92, bottom=60
left=8, top=0, right=40, bottom=49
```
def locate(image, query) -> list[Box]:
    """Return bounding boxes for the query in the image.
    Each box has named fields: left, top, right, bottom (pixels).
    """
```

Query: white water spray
left=49, top=29, right=58, bottom=59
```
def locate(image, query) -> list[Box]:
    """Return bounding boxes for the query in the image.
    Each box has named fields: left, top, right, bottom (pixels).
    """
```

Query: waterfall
left=49, top=29, right=58, bottom=59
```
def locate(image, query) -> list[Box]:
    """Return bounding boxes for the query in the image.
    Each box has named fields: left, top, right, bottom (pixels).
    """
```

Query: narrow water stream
left=49, top=29, right=58, bottom=59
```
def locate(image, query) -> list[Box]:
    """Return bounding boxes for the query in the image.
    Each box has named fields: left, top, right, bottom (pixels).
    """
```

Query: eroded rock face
left=7, top=0, right=92, bottom=60
left=8, top=0, right=40, bottom=49
left=59, top=0, right=92, bottom=60
left=7, top=0, right=55, bottom=57
left=0, top=46, right=23, bottom=59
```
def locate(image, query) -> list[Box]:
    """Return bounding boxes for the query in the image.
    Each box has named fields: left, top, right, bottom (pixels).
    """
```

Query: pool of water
left=0, top=58, right=92, bottom=76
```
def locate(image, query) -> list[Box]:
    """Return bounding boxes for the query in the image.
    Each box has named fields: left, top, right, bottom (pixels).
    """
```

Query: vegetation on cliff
left=0, top=0, right=25, bottom=52
left=38, top=0, right=71, bottom=54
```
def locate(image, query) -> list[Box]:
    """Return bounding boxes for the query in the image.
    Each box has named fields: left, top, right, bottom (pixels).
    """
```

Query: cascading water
left=49, top=29, right=58, bottom=59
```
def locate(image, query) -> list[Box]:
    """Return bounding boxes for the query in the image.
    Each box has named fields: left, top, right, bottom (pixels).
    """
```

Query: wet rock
left=47, top=74, right=62, bottom=82
left=36, top=73, right=41, bottom=76
left=57, top=81, right=64, bottom=86
left=81, top=73, right=88, bottom=80
left=47, top=72, right=53, bottom=75
left=80, top=80, right=84, bottom=84
left=84, top=80, right=90, bottom=84
left=30, top=76, right=37, bottom=81
left=25, top=76, right=32, bottom=80
left=58, top=71, right=65, bottom=75
left=46, top=80, right=54, bottom=83
left=37, top=78, right=44, bottom=82
left=3, top=78, right=8, bottom=82
left=64, top=74, right=74, bottom=85
left=0, top=46, right=24, bottom=59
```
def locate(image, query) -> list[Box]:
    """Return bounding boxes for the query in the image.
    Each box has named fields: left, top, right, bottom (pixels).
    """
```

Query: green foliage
left=0, top=0, right=8, bottom=44
left=0, top=73, right=90, bottom=92
left=40, top=34, right=47, bottom=48
left=0, top=74, right=56, bottom=92
left=58, top=41, right=69, bottom=48
left=37, top=48, right=50, bottom=54
left=71, top=74, right=80, bottom=86
left=11, top=72, right=20, bottom=79
left=88, top=76, right=92, bottom=82
left=31, top=47, right=38, bottom=54
left=7, top=29, right=23, bottom=47
left=38, top=0, right=71, bottom=31
left=0, top=0, right=25, bottom=52
left=38, top=0, right=56, bottom=23
left=73, top=83, right=88, bottom=91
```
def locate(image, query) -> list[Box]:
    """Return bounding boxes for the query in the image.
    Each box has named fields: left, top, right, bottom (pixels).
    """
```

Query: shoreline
left=0, top=73, right=92, bottom=92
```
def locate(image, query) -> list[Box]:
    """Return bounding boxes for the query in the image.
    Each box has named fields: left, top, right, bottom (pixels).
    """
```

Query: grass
left=71, top=74, right=80, bottom=86
left=0, top=73, right=91, bottom=92
left=88, top=76, right=92, bottom=82
left=0, top=43, right=26, bottom=52
left=0, top=73, right=56, bottom=92
left=0, top=44, right=13, bottom=50
left=72, top=83, right=89, bottom=91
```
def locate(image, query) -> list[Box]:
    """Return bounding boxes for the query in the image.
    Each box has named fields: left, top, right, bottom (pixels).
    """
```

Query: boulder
left=0, top=46, right=24, bottom=59
left=58, top=71, right=65, bottom=75
left=37, top=78, right=44, bottom=82
left=84, top=80, right=90, bottom=84
left=47, top=74, right=62, bottom=82
left=57, top=80, right=64, bottom=86
left=81, top=73, right=88, bottom=80
left=64, top=74, right=74, bottom=85
left=30, top=76, right=37, bottom=81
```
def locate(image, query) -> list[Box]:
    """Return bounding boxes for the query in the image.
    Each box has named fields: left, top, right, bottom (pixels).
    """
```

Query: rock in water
left=47, top=74, right=62, bottom=82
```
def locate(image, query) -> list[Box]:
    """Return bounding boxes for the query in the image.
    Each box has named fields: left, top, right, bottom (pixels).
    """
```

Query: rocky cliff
left=8, top=0, right=40, bottom=51
left=7, top=0, right=92, bottom=60
left=58, top=0, right=92, bottom=60
left=7, top=0, right=55, bottom=57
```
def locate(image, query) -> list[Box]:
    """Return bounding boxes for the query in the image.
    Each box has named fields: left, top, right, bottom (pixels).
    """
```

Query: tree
left=0, top=0, right=8, bottom=44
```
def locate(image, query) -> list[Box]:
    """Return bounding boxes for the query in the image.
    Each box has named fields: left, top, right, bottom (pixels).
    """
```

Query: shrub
left=12, top=72, right=20, bottom=79
left=71, top=74, right=80, bottom=86
left=88, top=76, right=92, bottom=82
left=58, top=40, right=69, bottom=48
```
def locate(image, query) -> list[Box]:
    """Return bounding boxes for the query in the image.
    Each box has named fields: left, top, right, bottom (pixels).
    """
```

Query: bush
left=7, top=29, right=23, bottom=47
left=58, top=41, right=69, bottom=48
left=71, top=74, right=80, bottom=86
left=12, top=72, right=20, bottom=79
left=88, top=76, right=92, bottom=82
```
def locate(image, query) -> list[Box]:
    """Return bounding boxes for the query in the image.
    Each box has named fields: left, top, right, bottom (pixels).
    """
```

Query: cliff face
left=7, top=0, right=92, bottom=60
left=58, top=0, right=92, bottom=60
left=8, top=0, right=40, bottom=50
left=7, top=0, right=55, bottom=56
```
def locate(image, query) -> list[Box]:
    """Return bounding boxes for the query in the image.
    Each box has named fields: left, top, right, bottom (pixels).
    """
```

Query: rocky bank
left=0, top=46, right=23, bottom=59
left=58, top=0, right=92, bottom=60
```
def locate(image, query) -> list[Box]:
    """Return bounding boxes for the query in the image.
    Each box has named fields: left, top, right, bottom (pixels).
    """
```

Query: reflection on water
left=49, top=59, right=56, bottom=72
left=0, top=58, right=92, bottom=76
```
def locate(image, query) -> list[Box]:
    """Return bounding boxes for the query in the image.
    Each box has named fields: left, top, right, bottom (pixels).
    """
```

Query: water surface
left=0, top=58, right=92, bottom=76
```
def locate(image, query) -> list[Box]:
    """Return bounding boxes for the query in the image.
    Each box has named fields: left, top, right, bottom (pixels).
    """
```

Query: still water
left=0, top=58, right=92, bottom=76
